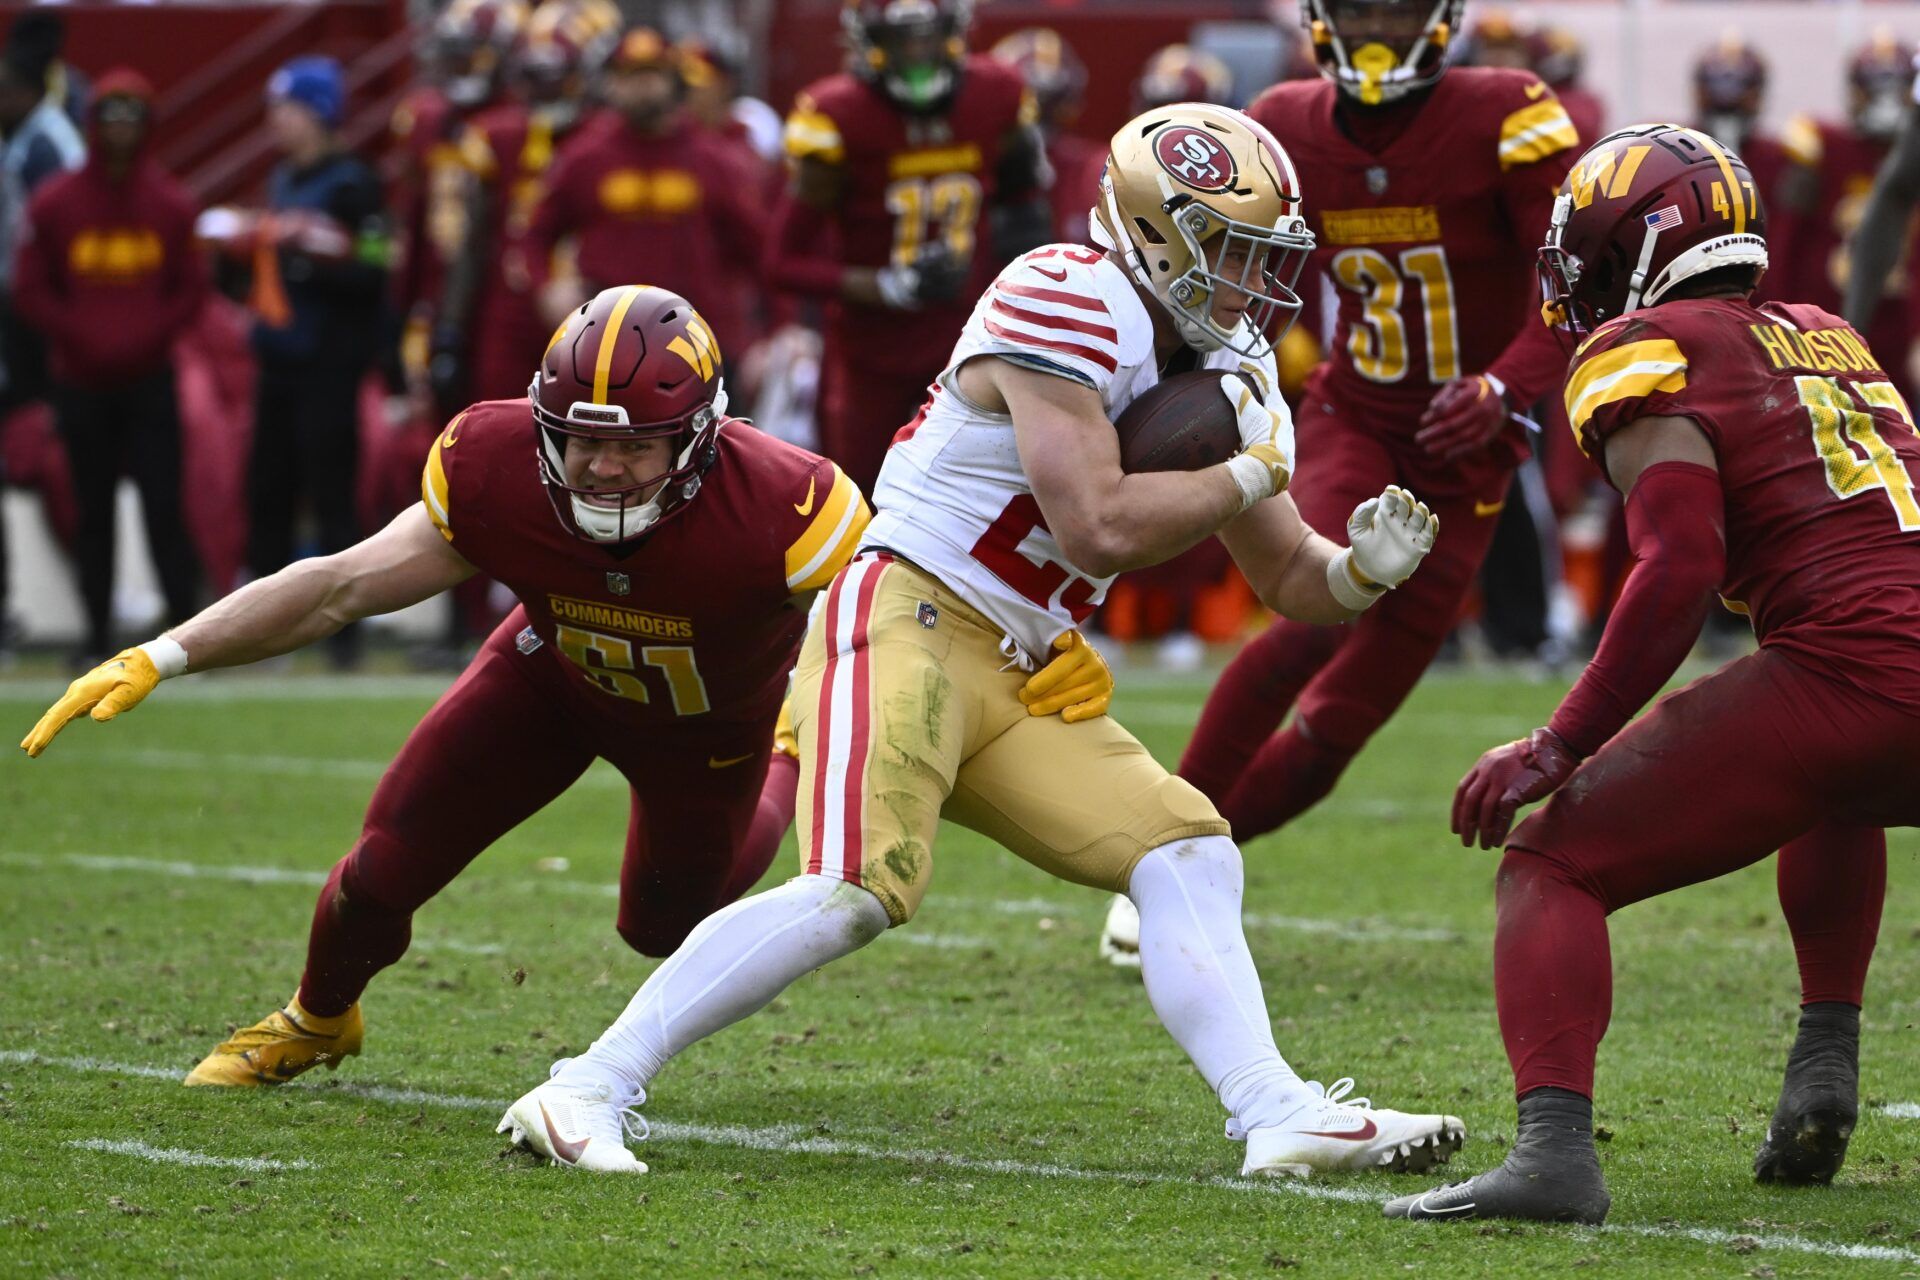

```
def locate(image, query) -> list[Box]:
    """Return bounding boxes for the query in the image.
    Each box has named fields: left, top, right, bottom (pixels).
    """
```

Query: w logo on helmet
left=667, top=314, right=721, bottom=379
left=1153, top=125, right=1237, bottom=193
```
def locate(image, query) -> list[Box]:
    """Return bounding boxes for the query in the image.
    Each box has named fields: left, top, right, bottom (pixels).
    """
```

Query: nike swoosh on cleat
left=539, top=1101, right=590, bottom=1165
left=1299, top=1117, right=1380, bottom=1141
left=1416, top=1190, right=1476, bottom=1217
left=793, top=477, right=816, bottom=516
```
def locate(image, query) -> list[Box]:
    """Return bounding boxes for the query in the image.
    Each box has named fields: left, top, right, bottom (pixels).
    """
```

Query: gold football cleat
left=184, top=993, right=363, bottom=1087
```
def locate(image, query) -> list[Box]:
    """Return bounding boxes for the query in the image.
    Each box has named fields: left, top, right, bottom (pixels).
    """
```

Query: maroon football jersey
left=783, top=56, right=1034, bottom=378
left=1246, top=68, right=1580, bottom=428
left=1567, top=297, right=1920, bottom=707
left=421, top=399, right=869, bottom=724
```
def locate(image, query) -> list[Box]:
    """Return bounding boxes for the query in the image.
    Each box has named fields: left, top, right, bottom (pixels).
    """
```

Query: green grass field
left=2, top=660, right=1917, bottom=1277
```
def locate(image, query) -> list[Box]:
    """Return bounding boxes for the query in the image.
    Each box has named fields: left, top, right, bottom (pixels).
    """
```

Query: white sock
left=1129, top=836, right=1313, bottom=1131
left=551, top=875, right=891, bottom=1100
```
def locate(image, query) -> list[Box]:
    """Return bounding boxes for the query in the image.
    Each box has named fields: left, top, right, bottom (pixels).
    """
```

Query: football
left=1112, top=370, right=1252, bottom=474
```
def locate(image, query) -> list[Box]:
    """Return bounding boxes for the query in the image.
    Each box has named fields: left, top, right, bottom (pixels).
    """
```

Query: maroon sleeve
left=1547, top=461, right=1727, bottom=756
left=763, top=188, right=843, bottom=297
left=1484, top=108, right=1579, bottom=407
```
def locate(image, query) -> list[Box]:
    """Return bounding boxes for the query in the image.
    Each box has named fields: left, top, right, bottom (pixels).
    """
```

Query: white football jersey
left=862, top=244, right=1290, bottom=666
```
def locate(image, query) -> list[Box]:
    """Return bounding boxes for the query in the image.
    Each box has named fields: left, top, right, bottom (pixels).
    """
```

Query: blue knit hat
left=268, top=56, right=344, bottom=128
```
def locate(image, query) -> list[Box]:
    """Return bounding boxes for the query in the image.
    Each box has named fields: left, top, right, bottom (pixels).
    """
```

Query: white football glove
left=1327, top=485, right=1439, bottom=611
left=1222, top=374, right=1295, bottom=509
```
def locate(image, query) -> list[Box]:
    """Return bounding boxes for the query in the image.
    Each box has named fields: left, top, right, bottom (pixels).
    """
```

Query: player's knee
left=1243, top=618, right=1342, bottom=688
left=1129, top=834, right=1244, bottom=903
left=1494, top=846, right=1607, bottom=917
left=616, top=913, right=697, bottom=958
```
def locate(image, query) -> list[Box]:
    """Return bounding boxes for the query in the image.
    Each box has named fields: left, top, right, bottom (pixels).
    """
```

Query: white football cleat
left=1231, top=1079, right=1465, bottom=1178
left=1099, top=893, right=1142, bottom=968
left=497, top=1075, right=650, bottom=1174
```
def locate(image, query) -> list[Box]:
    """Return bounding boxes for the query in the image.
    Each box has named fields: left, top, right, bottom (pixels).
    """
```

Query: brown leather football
left=1112, top=370, right=1253, bottom=474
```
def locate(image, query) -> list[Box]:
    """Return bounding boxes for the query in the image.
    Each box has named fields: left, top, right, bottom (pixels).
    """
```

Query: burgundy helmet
left=530, top=285, right=726, bottom=543
left=1539, top=123, right=1768, bottom=333
left=989, top=28, right=1087, bottom=127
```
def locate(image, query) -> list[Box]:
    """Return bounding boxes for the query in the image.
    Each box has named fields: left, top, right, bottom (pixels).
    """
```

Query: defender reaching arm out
left=22, top=502, right=476, bottom=756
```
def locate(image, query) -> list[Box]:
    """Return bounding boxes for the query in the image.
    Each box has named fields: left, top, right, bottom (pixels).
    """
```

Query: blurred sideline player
left=1164, top=0, right=1580, bottom=870
left=440, top=0, right=620, bottom=405
left=989, top=28, right=1101, bottom=246
left=523, top=29, right=767, bottom=360
left=768, top=0, right=1051, bottom=496
left=1389, top=124, right=1917, bottom=1223
left=1843, top=31, right=1920, bottom=358
left=1536, top=26, right=1603, bottom=147
left=1774, top=32, right=1917, bottom=400
left=391, top=0, right=528, bottom=413
left=496, top=104, right=1462, bottom=1179
left=20, top=286, right=875, bottom=1086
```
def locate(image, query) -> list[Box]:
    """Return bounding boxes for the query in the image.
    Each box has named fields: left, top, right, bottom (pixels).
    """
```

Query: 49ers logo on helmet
left=1153, top=125, right=1236, bottom=193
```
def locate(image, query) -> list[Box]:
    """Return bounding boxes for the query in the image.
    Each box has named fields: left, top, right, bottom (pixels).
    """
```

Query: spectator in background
left=6, top=11, right=89, bottom=128
left=524, top=28, right=766, bottom=357
left=12, top=72, right=204, bottom=665
left=251, top=57, right=391, bottom=668
left=0, top=31, right=84, bottom=661
left=991, top=28, right=1102, bottom=246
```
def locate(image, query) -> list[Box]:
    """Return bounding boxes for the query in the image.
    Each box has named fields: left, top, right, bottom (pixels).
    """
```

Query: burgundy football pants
left=297, top=609, right=797, bottom=1015
left=1495, top=649, right=1915, bottom=1099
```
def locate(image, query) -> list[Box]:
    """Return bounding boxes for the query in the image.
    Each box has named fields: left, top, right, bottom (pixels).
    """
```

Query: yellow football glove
left=20, top=647, right=162, bottom=758
left=1018, top=630, right=1113, bottom=724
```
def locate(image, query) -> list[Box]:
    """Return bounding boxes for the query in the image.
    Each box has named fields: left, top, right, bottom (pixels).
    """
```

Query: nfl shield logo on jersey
left=606, top=571, right=631, bottom=596
left=1366, top=166, right=1389, bottom=195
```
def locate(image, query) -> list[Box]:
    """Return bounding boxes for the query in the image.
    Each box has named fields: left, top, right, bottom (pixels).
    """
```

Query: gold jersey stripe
left=1564, top=338, right=1689, bottom=439
left=785, top=466, right=871, bottom=591
left=783, top=107, right=845, bottom=163
left=422, top=436, right=454, bottom=541
left=591, top=285, right=644, bottom=404
left=1497, top=99, right=1579, bottom=170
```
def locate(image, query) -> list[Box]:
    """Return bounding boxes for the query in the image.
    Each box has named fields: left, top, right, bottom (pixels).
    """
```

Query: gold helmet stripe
left=591, top=285, right=644, bottom=404
left=1686, top=128, right=1746, bottom=234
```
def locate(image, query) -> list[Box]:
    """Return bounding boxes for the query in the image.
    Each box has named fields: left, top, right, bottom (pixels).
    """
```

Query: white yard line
left=66, top=1137, right=314, bottom=1172
left=976, top=893, right=1461, bottom=943
left=8, top=1050, right=1916, bottom=1261
left=1877, top=1102, right=1920, bottom=1119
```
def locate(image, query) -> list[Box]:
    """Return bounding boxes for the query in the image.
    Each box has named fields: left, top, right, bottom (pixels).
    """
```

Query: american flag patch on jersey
left=1644, top=205, right=1683, bottom=231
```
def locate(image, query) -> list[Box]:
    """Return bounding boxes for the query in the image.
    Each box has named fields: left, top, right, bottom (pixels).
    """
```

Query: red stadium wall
left=0, top=1, right=413, bottom=204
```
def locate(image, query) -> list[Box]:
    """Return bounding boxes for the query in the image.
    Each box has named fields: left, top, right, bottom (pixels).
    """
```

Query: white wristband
left=1225, top=452, right=1278, bottom=512
left=1326, top=549, right=1388, bottom=612
left=139, top=634, right=189, bottom=679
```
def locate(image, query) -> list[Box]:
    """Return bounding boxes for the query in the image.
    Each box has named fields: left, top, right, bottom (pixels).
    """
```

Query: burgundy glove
left=1451, top=727, right=1581, bottom=850
left=1416, top=374, right=1508, bottom=462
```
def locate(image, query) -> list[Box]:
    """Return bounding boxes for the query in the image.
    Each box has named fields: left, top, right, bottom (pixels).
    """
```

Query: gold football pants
left=791, top=553, right=1228, bottom=925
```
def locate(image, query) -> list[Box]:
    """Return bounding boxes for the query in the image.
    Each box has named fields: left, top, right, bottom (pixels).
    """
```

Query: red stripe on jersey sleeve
left=996, top=282, right=1110, bottom=314
left=989, top=297, right=1119, bottom=342
left=983, top=317, right=1120, bottom=373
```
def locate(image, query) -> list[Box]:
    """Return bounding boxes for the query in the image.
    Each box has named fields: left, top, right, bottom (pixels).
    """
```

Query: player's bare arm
left=977, top=356, right=1244, bottom=577
left=21, top=505, right=474, bottom=757
left=1843, top=103, right=1920, bottom=327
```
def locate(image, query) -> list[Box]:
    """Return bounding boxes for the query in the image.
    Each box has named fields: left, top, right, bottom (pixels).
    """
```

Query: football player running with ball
left=1388, top=125, right=1920, bottom=1225
left=500, top=103, right=1458, bottom=1179
left=22, top=286, right=892, bottom=1086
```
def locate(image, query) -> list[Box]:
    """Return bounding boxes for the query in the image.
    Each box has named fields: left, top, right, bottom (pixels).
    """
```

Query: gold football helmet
left=1093, top=102, right=1315, bottom=357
